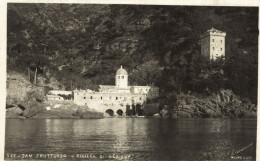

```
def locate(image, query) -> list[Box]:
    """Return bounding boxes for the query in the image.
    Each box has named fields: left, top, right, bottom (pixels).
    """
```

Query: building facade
left=74, top=66, right=159, bottom=116
left=46, top=90, right=72, bottom=101
left=201, top=28, right=226, bottom=60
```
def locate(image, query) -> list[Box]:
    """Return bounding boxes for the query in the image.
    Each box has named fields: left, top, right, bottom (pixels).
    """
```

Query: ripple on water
left=5, top=118, right=256, bottom=160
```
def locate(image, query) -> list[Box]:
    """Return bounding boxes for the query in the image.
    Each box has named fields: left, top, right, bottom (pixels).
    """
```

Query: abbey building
left=73, top=66, right=159, bottom=115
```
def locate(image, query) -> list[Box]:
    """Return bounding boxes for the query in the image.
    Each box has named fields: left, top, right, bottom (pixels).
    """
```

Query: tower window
left=221, top=40, right=223, bottom=43
left=212, top=39, right=215, bottom=42
left=116, top=97, right=118, bottom=100
left=90, top=96, right=93, bottom=99
left=118, top=76, right=120, bottom=79
left=101, top=97, right=102, bottom=100
left=213, top=47, right=215, bottom=50
left=122, top=76, right=124, bottom=79
left=220, top=48, right=222, bottom=51
left=84, top=97, right=86, bottom=99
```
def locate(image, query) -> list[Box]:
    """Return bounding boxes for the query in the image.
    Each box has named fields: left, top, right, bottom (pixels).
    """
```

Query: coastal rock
left=172, top=112, right=178, bottom=118
left=6, top=106, right=23, bottom=115
left=175, top=89, right=257, bottom=118
left=153, top=113, right=161, bottom=118
left=159, top=105, right=171, bottom=118
left=177, top=111, right=191, bottom=118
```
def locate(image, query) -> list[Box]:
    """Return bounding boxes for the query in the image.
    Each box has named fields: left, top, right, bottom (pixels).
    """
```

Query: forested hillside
left=7, top=4, right=258, bottom=106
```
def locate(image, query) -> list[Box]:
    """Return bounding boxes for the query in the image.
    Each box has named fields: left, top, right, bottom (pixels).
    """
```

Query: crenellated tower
left=201, top=28, right=226, bottom=60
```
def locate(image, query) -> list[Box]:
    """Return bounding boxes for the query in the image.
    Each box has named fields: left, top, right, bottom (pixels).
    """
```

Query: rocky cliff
left=170, top=89, right=257, bottom=118
left=6, top=72, right=103, bottom=119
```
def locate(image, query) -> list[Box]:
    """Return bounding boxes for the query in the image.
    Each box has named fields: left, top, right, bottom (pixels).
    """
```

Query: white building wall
left=73, top=90, right=146, bottom=112
left=201, top=28, right=226, bottom=60
left=209, top=35, right=225, bottom=60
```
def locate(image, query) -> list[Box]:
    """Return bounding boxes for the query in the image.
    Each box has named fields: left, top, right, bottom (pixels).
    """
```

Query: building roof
left=99, top=85, right=130, bottom=90
left=116, top=65, right=128, bottom=75
left=207, top=27, right=225, bottom=34
left=200, top=27, right=226, bottom=39
left=46, top=95, right=62, bottom=98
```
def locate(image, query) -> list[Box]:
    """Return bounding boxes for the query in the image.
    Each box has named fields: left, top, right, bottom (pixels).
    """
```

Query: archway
left=116, top=109, right=123, bottom=116
left=132, top=104, right=136, bottom=116
left=105, top=109, right=114, bottom=116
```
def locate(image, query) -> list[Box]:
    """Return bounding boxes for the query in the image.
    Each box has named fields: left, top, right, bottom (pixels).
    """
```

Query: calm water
left=5, top=118, right=256, bottom=161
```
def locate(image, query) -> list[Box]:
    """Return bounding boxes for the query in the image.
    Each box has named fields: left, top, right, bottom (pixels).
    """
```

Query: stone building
left=73, top=66, right=159, bottom=116
left=201, top=28, right=226, bottom=60
left=46, top=90, right=72, bottom=101
left=46, top=94, right=65, bottom=101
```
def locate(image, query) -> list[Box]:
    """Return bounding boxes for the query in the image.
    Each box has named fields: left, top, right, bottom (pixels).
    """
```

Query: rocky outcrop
left=170, top=89, right=257, bottom=118
left=6, top=72, right=103, bottom=119
left=6, top=72, right=46, bottom=118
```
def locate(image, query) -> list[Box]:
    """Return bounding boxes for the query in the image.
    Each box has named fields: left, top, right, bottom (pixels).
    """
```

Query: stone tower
left=115, top=65, right=128, bottom=88
left=201, top=28, right=226, bottom=60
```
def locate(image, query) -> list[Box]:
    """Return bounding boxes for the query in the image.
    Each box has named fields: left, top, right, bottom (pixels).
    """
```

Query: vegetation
left=7, top=4, right=258, bottom=112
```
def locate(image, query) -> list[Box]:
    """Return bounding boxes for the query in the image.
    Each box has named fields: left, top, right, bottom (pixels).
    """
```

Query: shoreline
left=5, top=116, right=257, bottom=120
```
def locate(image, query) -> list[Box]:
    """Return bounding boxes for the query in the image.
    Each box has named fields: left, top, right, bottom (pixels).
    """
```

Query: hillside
left=7, top=4, right=258, bottom=109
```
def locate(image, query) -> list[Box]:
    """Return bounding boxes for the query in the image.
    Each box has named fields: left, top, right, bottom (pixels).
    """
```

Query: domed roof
left=116, top=65, right=128, bottom=75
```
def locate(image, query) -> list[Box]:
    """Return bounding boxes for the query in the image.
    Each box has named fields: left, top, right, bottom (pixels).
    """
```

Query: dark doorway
left=132, top=104, right=136, bottom=116
left=126, top=105, right=132, bottom=116
left=136, top=104, right=144, bottom=116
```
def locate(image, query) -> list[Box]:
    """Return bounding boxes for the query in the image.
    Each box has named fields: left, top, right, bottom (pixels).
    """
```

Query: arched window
left=101, top=97, right=102, bottom=100
left=90, top=96, right=93, bottom=99
left=116, top=97, right=118, bottom=100
left=122, top=76, right=124, bottom=79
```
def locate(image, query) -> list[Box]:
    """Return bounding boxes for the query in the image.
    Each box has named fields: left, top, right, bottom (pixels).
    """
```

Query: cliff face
left=6, top=72, right=104, bottom=119
left=172, top=89, right=257, bottom=118
left=6, top=72, right=33, bottom=104
left=6, top=72, right=46, bottom=118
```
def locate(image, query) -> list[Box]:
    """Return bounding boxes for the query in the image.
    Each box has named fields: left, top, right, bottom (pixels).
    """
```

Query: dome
left=116, top=66, right=128, bottom=75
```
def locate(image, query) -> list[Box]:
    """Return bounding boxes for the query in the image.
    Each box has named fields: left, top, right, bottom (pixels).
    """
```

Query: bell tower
left=115, top=65, right=128, bottom=88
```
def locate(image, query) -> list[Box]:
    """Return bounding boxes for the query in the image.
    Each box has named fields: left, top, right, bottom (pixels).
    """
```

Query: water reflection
left=5, top=118, right=256, bottom=160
